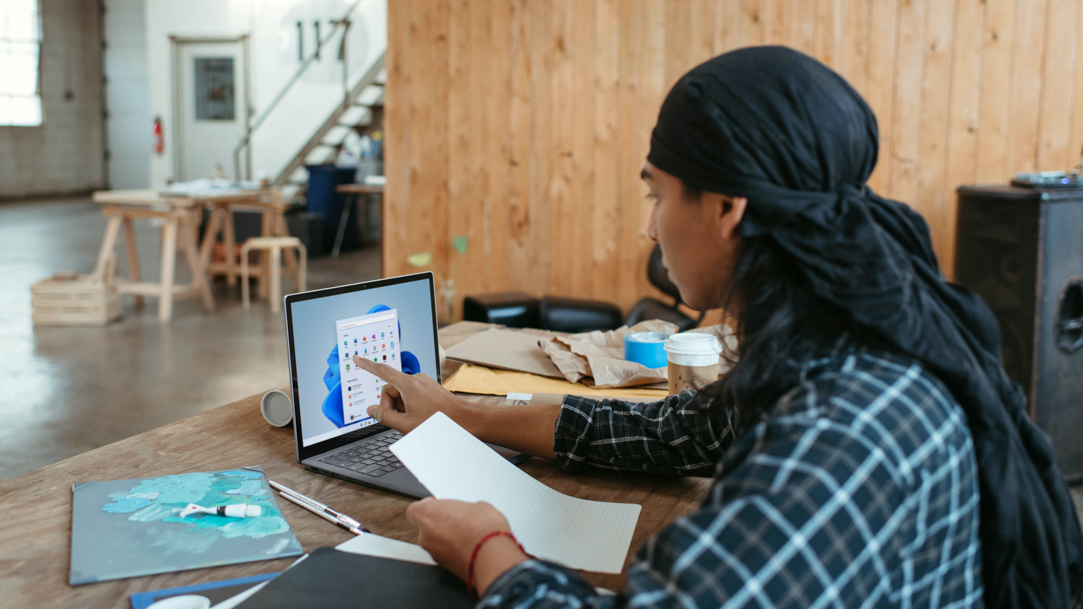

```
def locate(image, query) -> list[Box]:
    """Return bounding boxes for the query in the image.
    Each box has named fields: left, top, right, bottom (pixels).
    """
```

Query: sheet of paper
left=390, top=412, right=642, bottom=573
left=335, top=533, right=437, bottom=565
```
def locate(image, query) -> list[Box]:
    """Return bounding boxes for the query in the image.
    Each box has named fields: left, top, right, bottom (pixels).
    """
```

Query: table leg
left=258, top=210, right=272, bottom=300
left=199, top=206, right=221, bottom=274
left=92, top=215, right=122, bottom=281
left=297, top=244, right=307, bottom=292
left=181, top=218, right=215, bottom=311
left=241, top=243, right=251, bottom=309
left=223, top=207, right=238, bottom=287
left=270, top=246, right=282, bottom=313
left=159, top=218, right=178, bottom=322
left=122, top=217, right=144, bottom=308
left=277, top=210, right=299, bottom=280
left=332, top=194, right=354, bottom=258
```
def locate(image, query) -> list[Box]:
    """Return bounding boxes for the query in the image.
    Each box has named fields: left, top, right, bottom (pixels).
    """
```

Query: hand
left=407, top=498, right=528, bottom=594
left=351, top=355, right=469, bottom=433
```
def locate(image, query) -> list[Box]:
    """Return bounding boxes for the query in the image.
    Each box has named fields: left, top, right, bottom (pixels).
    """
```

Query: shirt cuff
left=552, top=395, right=600, bottom=473
left=479, top=558, right=597, bottom=606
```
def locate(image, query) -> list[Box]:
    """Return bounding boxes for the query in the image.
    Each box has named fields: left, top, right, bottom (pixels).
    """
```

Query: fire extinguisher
left=152, top=116, right=164, bottom=156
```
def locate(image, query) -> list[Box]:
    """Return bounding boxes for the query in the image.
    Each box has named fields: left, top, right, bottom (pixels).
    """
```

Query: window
left=0, top=0, right=43, bottom=126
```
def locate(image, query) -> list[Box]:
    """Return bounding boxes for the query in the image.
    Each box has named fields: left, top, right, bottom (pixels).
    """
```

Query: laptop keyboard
left=318, top=431, right=406, bottom=478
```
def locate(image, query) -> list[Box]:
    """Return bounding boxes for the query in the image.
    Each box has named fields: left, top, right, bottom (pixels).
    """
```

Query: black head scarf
left=648, top=45, right=1083, bottom=608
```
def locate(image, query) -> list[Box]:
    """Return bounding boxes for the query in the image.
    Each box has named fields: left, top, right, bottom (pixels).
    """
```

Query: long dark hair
left=690, top=230, right=864, bottom=432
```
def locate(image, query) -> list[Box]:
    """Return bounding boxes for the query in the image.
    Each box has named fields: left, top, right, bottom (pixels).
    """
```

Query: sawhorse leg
left=123, top=217, right=144, bottom=308
left=158, top=218, right=178, bottom=322
left=92, top=214, right=123, bottom=281
left=223, top=207, right=238, bottom=287
left=180, top=216, right=215, bottom=311
left=199, top=206, right=221, bottom=274
left=274, top=209, right=300, bottom=281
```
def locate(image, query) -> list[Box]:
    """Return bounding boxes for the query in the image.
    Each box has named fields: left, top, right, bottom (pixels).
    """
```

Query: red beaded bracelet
left=466, top=530, right=527, bottom=599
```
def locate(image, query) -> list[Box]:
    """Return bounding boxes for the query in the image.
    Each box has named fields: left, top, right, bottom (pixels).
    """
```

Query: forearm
left=553, top=394, right=734, bottom=476
left=472, top=536, right=530, bottom=596
left=457, top=399, right=560, bottom=460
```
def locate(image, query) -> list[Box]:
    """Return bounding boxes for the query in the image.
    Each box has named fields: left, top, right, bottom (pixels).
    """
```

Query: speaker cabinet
left=955, top=185, right=1083, bottom=480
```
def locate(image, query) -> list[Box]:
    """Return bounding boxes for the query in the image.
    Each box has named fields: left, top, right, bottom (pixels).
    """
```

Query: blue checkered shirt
left=480, top=347, right=983, bottom=608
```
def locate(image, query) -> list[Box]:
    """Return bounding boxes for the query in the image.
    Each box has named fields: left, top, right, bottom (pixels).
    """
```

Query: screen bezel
left=283, top=271, right=440, bottom=463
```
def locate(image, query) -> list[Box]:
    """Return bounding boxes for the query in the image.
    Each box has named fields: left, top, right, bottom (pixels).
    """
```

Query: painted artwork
left=70, top=466, right=303, bottom=585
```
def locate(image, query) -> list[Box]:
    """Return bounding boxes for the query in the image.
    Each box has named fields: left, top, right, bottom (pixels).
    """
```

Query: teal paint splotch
left=102, top=496, right=150, bottom=513
left=98, top=470, right=287, bottom=547
left=221, top=470, right=264, bottom=479
left=129, top=503, right=176, bottom=522
left=130, top=472, right=216, bottom=504
left=225, top=480, right=262, bottom=496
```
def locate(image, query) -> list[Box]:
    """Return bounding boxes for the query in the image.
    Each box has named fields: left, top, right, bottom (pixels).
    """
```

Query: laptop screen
left=286, top=274, right=439, bottom=449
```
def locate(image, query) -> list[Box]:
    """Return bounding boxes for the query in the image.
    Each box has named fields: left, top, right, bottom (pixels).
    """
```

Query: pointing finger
left=352, top=355, right=411, bottom=387
left=367, top=402, right=405, bottom=429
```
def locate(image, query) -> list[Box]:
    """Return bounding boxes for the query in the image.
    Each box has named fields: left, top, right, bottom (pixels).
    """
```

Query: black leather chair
left=463, top=245, right=704, bottom=332
left=462, top=292, right=540, bottom=328
left=624, top=244, right=706, bottom=332
left=538, top=296, right=623, bottom=333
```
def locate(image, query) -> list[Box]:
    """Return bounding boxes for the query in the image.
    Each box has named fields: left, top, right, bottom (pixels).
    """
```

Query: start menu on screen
left=336, top=309, right=402, bottom=426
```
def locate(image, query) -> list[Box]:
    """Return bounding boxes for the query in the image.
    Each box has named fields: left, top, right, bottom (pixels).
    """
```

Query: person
left=352, top=46, right=1083, bottom=608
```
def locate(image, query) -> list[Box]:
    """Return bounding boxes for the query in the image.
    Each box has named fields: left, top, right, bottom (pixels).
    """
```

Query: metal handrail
left=232, top=0, right=365, bottom=180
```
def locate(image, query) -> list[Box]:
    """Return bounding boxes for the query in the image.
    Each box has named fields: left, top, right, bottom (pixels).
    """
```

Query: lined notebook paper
left=336, top=533, right=437, bottom=565
left=390, top=412, right=641, bottom=573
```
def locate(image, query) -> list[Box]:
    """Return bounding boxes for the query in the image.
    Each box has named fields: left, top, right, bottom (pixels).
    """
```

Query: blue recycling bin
left=305, top=165, right=358, bottom=250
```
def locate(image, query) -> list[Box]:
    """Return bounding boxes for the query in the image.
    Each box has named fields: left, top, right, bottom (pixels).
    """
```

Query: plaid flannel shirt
left=480, top=346, right=983, bottom=608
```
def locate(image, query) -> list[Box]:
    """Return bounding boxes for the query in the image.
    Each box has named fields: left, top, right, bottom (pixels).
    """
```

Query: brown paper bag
left=541, top=321, right=738, bottom=389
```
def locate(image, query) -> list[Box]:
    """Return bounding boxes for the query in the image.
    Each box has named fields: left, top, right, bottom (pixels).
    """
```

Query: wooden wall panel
left=385, top=0, right=1083, bottom=319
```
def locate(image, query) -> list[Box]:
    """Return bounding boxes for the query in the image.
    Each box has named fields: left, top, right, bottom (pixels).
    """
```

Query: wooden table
left=198, top=190, right=297, bottom=300
left=91, top=189, right=216, bottom=322
left=0, top=322, right=710, bottom=608
left=91, top=188, right=296, bottom=320
left=334, top=183, right=384, bottom=258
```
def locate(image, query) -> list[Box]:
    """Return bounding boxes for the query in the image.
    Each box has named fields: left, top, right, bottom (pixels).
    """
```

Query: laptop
left=283, top=271, right=526, bottom=498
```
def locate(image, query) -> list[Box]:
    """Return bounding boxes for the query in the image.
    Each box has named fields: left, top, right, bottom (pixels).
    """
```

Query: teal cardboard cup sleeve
left=624, top=332, right=671, bottom=368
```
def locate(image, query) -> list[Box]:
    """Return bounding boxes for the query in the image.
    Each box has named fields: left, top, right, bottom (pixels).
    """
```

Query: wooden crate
left=31, top=271, right=122, bottom=327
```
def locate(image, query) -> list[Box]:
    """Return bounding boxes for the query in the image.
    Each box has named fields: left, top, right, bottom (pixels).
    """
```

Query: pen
left=269, top=480, right=371, bottom=534
left=279, top=492, right=367, bottom=536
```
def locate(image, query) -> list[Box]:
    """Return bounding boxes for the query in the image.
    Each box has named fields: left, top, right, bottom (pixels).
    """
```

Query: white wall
left=103, top=0, right=150, bottom=189
left=144, top=0, right=386, bottom=188
left=0, top=0, right=104, bottom=198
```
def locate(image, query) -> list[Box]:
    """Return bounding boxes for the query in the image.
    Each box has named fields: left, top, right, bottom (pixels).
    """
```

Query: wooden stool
left=199, top=189, right=295, bottom=291
left=240, top=237, right=307, bottom=313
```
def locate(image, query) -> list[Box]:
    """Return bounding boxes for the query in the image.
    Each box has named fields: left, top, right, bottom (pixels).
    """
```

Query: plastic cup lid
left=663, top=332, right=723, bottom=356
left=625, top=331, right=670, bottom=343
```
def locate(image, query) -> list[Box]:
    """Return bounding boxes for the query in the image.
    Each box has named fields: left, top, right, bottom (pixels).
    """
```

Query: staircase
left=275, top=53, right=385, bottom=192
left=232, top=0, right=387, bottom=203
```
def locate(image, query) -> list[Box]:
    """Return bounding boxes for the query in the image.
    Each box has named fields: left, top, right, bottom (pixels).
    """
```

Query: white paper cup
left=260, top=389, right=293, bottom=427
left=664, top=333, right=722, bottom=394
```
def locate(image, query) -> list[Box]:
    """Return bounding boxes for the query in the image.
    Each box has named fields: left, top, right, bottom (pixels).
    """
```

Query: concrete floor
left=0, top=197, right=380, bottom=481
